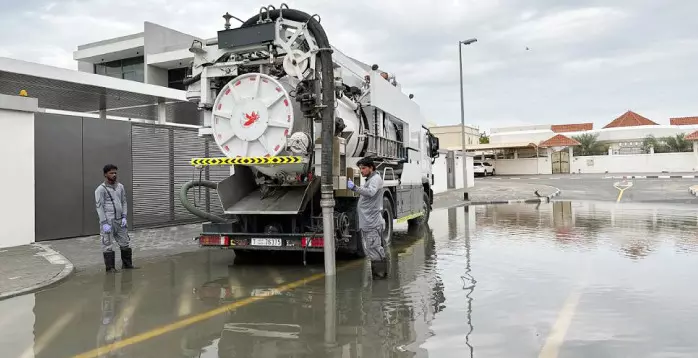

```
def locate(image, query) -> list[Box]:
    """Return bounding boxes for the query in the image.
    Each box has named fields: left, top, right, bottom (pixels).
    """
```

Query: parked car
left=473, top=161, right=495, bottom=176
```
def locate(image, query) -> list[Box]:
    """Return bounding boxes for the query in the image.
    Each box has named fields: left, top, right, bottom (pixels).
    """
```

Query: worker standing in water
left=347, top=157, right=387, bottom=279
left=95, top=164, right=137, bottom=273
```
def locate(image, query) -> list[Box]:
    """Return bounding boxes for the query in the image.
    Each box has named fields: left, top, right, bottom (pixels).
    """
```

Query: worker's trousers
left=360, top=227, right=385, bottom=261
left=101, top=219, right=131, bottom=253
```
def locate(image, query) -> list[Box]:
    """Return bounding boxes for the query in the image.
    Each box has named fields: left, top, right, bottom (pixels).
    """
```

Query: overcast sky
left=2, top=0, right=697, bottom=132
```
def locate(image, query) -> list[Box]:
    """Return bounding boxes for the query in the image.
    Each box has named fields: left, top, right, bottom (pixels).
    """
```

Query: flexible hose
left=182, top=73, right=201, bottom=86
left=179, top=180, right=228, bottom=223
left=240, top=9, right=336, bottom=190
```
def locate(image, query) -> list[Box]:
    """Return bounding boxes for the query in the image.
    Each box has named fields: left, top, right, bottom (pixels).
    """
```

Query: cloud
left=494, top=7, right=629, bottom=44
left=1, top=0, right=697, bottom=130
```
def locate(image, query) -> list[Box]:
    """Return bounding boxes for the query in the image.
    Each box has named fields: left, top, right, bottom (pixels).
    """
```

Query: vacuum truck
left=180, top=5, right=440, bottom=258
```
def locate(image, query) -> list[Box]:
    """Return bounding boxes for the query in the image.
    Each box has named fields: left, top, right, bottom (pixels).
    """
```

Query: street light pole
left=459, top=38, right=477, bottom=198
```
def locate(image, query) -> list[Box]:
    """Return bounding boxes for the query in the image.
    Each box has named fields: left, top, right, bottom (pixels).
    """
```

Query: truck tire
left=382, top=196, right=394, bottom=247
left=408, top=192, right=431, bottom=232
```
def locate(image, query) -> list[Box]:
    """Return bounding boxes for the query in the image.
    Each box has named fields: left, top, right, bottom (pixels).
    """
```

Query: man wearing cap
left=347, top=157, right=387, bottom=279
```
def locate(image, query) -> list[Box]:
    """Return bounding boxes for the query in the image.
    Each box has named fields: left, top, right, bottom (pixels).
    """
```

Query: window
left=94, top=56, right=145, bottom=82
left=168, top=67, right=188, bottom=90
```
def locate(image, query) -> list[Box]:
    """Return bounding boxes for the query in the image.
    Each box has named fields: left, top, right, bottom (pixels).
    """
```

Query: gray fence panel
left=173, top=127, right=207, bottom=223
left=34, top=113, right=84, bottom=241
left=131, top=123, right=172, bottom=228
left=130, top=123, right=224, bottom=229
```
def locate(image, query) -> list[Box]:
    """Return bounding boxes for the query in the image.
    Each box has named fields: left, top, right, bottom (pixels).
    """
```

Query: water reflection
left=2, top=200, right=698, bottom=357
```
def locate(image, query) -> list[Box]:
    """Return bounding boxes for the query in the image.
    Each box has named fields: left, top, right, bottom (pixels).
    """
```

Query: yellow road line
left=538, top=286, right=583, bottom=358
left=73, top=261, right=360, bottom=358
left=538, top=263, right=591, bottom=358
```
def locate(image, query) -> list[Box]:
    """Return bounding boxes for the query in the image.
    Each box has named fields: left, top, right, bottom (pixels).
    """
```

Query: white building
left=428, top=124, right=481, bottom=150
left=470, top=110, right=698, bottom=175
left=73, top=22, right=201, bottom=90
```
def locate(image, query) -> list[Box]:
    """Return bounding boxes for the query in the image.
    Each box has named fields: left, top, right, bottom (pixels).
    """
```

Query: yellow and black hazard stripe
left=190, top=156, right=303, bottom=166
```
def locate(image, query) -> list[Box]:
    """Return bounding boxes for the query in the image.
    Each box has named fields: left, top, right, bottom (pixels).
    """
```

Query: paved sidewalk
left=1, top=182, right=560, bottom=299
left=47, top=224, right=203, bottom=274
left=0, top=244, right=73, bottom=300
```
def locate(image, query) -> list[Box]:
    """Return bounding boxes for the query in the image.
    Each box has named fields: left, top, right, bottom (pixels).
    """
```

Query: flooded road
left=2, top=200, right=698, bottom=357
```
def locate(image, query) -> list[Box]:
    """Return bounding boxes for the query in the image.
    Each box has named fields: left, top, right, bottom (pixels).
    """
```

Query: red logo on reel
left=242, top=111, right=260, bottom=127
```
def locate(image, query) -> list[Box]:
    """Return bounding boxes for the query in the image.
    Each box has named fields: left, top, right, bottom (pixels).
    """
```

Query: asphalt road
left=478, top=174, right=698, bottom=205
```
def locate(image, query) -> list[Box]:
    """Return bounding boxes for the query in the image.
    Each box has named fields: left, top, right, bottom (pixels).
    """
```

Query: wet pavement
left=479, top=175, right=698, bottom=204
left=2, top=201, right=698, bottom=357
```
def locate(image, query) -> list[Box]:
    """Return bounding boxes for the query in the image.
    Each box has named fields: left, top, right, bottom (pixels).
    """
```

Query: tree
left=571, top=133, right=607, bottom=156
left=642, top=134, right=662, bottom=153
left=479, top=132, right=490, bottom=144
left=641, top=134, right=688, bottom=153
left=663, top=133, right=691, bottom=152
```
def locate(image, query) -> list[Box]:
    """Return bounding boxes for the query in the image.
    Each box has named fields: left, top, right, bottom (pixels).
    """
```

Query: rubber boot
left=371, top=260, right=387, bottom=280
left=104, top=251, right=119, bottom=273
left=120, top=247, right=139, bottom=269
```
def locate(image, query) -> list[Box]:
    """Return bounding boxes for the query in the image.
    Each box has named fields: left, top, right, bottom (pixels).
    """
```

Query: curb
left=0, top=244, right=75, bottom=301
left=468, top=188, right=562, bottom=206
left=689, top=185, right=698, bottom=197
left=438, top=188, right=562, bottom=210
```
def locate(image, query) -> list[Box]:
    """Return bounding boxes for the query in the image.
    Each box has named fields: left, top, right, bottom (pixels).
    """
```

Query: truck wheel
left=408, top=192, right=431, bottom=231
left=382, top=196, right=394, bottom=247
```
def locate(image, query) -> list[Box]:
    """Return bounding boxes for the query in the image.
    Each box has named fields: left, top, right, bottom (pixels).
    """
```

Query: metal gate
left=551, top=150, right=570, bottom=174
left=131, top=123, right=229, bottom=229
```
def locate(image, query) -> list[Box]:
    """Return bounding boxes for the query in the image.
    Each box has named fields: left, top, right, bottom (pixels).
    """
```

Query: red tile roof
left=551, top=123, right=593, bottom=133
left=539, top=134, right=581, bottom=148
left=603, top=111, right=658, bottom=128
left=670, top=117, right=698, bottom=126
left=685, top=130, right=698, bottom=141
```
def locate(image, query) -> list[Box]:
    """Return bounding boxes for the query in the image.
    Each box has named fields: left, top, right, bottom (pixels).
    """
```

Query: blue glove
left=347, top=179, right=355, bottom=190
left=121, top=218, right=127, bottom=227
left=102, top=223, right=112, bottom=233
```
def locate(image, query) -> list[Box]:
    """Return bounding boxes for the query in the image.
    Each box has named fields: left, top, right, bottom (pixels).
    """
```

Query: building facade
left=73, top=22, right=202, bottom=90
left=476, top=110, right=698, bottom=175
left=429, top=124, right=481, bottom=150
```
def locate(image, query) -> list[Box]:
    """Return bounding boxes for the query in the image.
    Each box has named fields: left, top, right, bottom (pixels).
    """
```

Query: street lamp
left=459, top=38, right=477, bottom=198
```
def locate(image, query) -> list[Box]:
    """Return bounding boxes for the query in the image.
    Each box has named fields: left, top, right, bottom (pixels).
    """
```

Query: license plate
left=251, top=238, right=282, bottom=246
left=252, top=288, right=281, bottom=297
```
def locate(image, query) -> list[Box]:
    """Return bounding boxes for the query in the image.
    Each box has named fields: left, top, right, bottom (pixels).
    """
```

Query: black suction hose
left=241, top=9, right=336, bottom=191
left=179, top=180, right=228, bottom=223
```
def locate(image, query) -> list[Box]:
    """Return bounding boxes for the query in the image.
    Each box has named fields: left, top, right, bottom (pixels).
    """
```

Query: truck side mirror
left=428, top=134, right=440, bottom=158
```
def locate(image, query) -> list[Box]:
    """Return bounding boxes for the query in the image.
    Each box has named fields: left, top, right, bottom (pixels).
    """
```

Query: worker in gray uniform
left=347, top=157, right=387, bottom=279
left=95, top=164, right=137, bottom=273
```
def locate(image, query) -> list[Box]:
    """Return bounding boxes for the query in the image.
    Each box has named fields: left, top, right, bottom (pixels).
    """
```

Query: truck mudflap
left=197, top=232, right=326, bottom=252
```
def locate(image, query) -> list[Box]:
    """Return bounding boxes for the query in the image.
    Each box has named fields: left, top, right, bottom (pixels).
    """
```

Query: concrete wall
left=571, top=152, right=698, bottom=173
left=77, top=61, right=94, bottom=73
left=494, top=158, right=552, bottom=175
left=432, top=154, right=448, bottom=194
left=429, top=125, right=480, bottom=149
left=144, top=22, right=199, bottom=87
left=431, top=151, right=474, bottom=194
left=0, top=95, right=37, bottom=248
left=491, top=124, right=698, bottom=146
left=454, top=153, right=475, bottom=189
left=490, top=129, right=553, bottom=145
